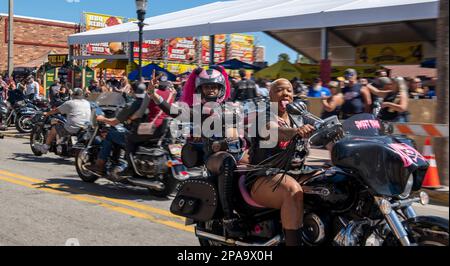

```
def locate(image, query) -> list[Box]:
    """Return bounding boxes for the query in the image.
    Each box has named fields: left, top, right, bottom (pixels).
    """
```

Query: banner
left=201, top=35, right=227, bottom=64
left=48, top=54, right=68, bottom=67
left=297, top=64, right=379, bottom=81
left=166, top=63, right=198, bottom=75
left=168, top=37, right=196, bottom=62
left=84, top=12, right=125, bottom=55
left=229, top=34, right=254, bottom=64
left=133, top=39, right=164, bottom=60
left=356, top=42, right=423, bottom=65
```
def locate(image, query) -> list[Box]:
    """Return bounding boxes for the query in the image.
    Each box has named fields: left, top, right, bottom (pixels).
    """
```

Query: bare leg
left=45, top=127, right=57, bottom=146
left=251, top=174, right=304, bottom=229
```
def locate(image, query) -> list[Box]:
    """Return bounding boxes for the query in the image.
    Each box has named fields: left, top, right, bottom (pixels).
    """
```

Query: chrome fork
left=375, top=196, right=411, bottom=246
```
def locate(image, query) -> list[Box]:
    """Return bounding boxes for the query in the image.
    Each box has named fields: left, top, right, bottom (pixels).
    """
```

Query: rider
left=247, top=78, right=315, bottom=246
left=148, top=66, right=247, bottom=234
left=34, top=88, right=91, bottom=154
left=232, top=69, right=258, bottom=102
left=86, top=78, right=176, bottom=176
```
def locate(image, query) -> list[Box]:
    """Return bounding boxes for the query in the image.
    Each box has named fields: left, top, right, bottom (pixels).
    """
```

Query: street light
left=135, top=0, right=148, bottom=81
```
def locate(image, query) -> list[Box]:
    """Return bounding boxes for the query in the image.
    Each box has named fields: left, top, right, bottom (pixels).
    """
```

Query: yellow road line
left=0, top=174, right=194, bottom=233
left=0, top=169, right=184, bottom=222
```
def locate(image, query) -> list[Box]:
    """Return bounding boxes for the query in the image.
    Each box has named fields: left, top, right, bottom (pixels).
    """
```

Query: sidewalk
left=0, top=128, right=29, bottom=139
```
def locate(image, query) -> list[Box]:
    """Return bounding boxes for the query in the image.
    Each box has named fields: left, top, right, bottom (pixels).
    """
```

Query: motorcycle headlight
left=398, top=175, right=414, bottom=199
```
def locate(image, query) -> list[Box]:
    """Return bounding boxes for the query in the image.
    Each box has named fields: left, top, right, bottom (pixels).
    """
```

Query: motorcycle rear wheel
left=147, top=174, right=178, bottom=198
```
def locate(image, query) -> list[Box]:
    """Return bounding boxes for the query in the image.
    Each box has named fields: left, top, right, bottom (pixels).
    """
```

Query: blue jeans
left=99, top=129, right=127, bottom=161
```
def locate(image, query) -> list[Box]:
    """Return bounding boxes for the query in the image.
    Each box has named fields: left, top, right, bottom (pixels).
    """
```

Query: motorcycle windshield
left=95, top=92, right=126, bottom=108
left=342, top=113, right=381, bottom=136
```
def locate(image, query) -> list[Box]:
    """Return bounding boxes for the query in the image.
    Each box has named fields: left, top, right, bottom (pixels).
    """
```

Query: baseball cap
left=337, top=77, right=345, bottom=82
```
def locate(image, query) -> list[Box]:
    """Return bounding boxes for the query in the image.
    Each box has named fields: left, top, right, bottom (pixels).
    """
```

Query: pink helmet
left=195, top=68, right=227, bottom=102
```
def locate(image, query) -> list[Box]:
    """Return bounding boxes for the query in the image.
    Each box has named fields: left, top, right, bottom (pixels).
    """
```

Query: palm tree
left=435, top=0, right=448, bottom=186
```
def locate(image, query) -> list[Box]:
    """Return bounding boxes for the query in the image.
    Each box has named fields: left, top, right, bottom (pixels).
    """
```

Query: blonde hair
left=269, top=78, right=292, bottom=91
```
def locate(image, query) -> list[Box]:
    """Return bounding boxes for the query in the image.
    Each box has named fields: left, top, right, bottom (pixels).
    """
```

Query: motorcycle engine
left=133, top=147, right=168, bottom=178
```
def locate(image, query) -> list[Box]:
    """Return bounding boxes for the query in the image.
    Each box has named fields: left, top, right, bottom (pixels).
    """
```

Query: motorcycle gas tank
left=302, top=169, right=354, bottom=212
left=331, top=136, right=428, bottom=197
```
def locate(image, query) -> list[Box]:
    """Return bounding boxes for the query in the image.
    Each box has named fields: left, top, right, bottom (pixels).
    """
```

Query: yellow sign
left=84, top=12, right=125, bottom=55
left=166, top=63, right=198, bottom=75
left=48, top=54, right=68, bottom=67
left=356, top=42, right=423, bottom=65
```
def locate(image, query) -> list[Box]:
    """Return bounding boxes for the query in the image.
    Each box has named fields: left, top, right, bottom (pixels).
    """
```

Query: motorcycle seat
left=238, top=175, right=266, bottom=209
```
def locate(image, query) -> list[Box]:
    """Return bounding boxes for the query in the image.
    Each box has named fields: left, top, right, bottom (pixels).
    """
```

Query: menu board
left=168, top=37, right=196, bottom=62
left=201, top=34, right=227, bottom=64
left=133, top=39, right=164, bottom=60
left=229, top=34, right=254, bottom=64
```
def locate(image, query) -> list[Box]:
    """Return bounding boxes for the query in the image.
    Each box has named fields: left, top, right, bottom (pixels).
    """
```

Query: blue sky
left=0, top=0, right=298, bottom=64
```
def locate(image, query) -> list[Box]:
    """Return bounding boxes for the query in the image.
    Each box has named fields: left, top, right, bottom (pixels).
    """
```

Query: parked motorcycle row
left=1, top=92, right=448, bottom=246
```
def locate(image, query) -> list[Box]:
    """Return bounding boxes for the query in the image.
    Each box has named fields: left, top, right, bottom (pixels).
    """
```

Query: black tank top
left=342, top=83, right=364, bottom=119
left=379, top=91, right=406, bottom=121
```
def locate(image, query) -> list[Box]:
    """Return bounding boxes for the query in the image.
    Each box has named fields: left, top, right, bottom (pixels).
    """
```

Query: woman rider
left=247, top=78, right=315, bottom=246
left=148, top=66, right=247, bottom=235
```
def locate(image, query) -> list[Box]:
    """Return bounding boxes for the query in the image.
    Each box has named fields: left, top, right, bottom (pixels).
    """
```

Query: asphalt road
left=0, top=134, right=448, bottom=246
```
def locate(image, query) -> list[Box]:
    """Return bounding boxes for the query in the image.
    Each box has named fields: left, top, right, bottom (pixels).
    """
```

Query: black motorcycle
left=15, top=98, right=49, bottom=133
left=75, top=92, right=190, bottom=198
left=170, top=102, right=448, bottom=246
left=30, top=110, right=88, bottom=157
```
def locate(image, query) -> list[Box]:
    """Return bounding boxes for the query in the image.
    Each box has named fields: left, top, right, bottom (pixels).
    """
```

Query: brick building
left=0, top=13, right=80, bottom=73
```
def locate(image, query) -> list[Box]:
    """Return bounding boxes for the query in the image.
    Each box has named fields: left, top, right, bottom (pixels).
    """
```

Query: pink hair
left=180, top=66, right=231, bottom=107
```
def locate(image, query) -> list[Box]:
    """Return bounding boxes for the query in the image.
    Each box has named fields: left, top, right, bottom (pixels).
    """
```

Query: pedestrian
left=341, top=68, right=372, bottom=119
left=24, top=76, right=40, bottom=100
left=321, top=81, right=344, bottom=119
left=408, top=77, right=425, bottom=98
left=368, top=77, right=409, bottom=122
left=119, top=76, right=132, bottom=94
left=307, top=78, right=331, bottom=98
left=86, top=79, right=101, bottom=94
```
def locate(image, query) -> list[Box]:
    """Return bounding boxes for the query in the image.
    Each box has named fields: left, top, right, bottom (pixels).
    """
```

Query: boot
left=86, top=159, right=106, bottom=176
left=283, top=228, right=304, bottom=246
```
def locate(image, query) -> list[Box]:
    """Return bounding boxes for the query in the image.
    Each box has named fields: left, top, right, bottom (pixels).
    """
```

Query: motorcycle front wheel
left=384, top=216, right=449, bottom=246
left=30, top=128, right=45, bottom=156
left=16, top=114, right=34, bottom=133
left=75, top=149, right=99, bottom=183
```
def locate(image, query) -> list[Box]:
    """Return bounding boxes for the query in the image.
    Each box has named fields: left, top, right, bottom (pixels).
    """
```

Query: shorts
left=55, top=124, right=71, bottom=137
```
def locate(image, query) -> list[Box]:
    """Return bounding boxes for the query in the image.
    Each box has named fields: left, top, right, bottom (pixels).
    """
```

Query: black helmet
left=131, top=82, right=146, bottom=98
left=194, top=68, right=226, bottom=102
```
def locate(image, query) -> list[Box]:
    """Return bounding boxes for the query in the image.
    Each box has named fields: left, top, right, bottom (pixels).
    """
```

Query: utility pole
left=435, top=0, right=449, bottom=186
left=7, top=0, right=14, bottom=77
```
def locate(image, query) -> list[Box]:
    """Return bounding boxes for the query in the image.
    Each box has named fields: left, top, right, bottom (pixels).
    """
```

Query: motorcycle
left=170, top=101, right=448, bottom=246
left=30, top=110, right=88, bottom=157
left=75, top=92, right=190, bottom=197
left=15, top=98, right=49, bottom=133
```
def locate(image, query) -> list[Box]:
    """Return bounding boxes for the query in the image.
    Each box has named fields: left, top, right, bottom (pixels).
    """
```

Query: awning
left=16, top=50, right=58, bottom=68
left=68, top=0, right=438, bottom=46
left=218, top=59, right=261, bottom=70
left=254, top=60, right=302, bottom=80
left=382, top=64, right=437, bottom=78
left=128, top=63, right=176, bottom=81
left=95, top=59, right=136, bottom=69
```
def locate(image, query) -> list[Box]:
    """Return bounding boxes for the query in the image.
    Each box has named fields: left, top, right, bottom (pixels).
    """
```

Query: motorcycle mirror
left=286, top=100, right=308, bottom=116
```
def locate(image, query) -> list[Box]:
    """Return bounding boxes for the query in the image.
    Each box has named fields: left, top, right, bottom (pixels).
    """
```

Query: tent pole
left=209, top=35, right=215, bottom=66
left=320, top=27, right=331, bottom=84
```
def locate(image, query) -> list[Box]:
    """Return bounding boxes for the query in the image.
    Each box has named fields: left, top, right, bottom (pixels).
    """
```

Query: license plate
left=168, top=144, right=182, bottom=156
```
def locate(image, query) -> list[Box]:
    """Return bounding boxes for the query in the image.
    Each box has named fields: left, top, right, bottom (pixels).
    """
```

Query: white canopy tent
left=68, top=0, right=438, bottom=64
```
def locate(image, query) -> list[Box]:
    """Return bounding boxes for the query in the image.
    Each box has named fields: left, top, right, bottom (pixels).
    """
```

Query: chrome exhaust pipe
left=195, top=228, right=281, bottom=246
left=128, top=178, right=165, bottom=191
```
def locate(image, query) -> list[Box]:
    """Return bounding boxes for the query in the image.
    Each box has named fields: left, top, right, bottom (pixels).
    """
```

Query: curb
left=0, top=133, right=29, bottom=139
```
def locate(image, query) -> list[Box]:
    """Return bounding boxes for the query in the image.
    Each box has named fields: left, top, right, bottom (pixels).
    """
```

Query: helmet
left=195, top=69, right=226, bottom=101
left=195, top=68, right=226, bottom=102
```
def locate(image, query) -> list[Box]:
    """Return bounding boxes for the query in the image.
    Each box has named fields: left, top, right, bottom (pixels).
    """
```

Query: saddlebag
left=170, top=178, right=218, bottom=222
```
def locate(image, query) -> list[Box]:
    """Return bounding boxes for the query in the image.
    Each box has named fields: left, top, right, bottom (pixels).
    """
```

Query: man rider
left=232, top=69, right=258, bottom=102
left=86, top=78, right=175, bottom=176
left=34, top=88, right=91, bottom=154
